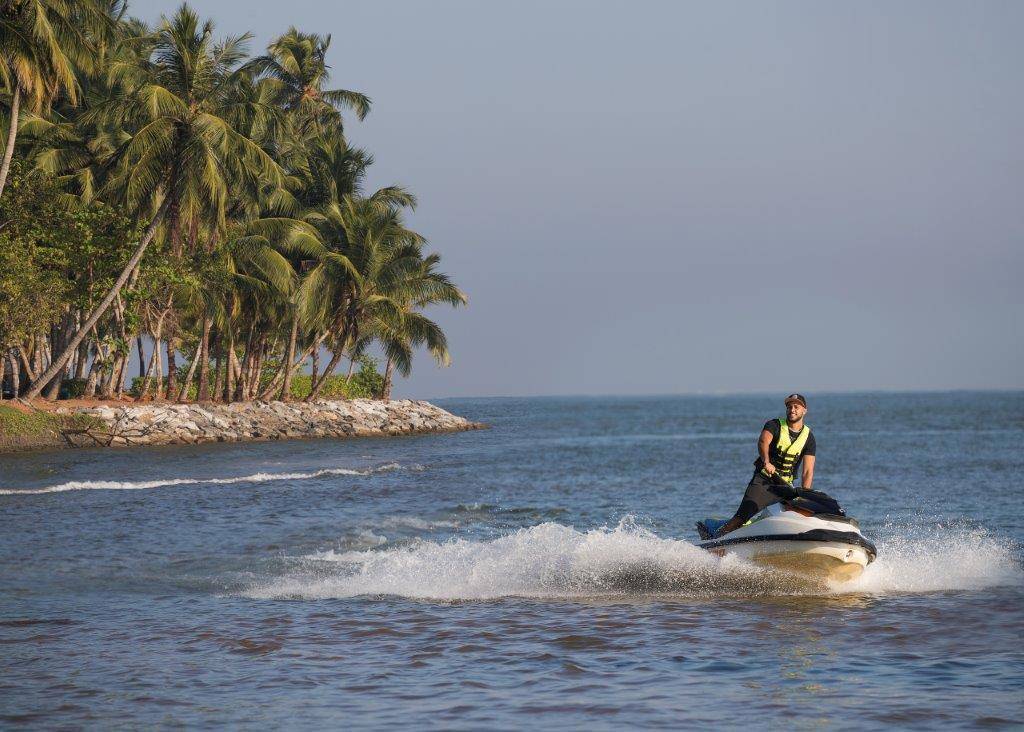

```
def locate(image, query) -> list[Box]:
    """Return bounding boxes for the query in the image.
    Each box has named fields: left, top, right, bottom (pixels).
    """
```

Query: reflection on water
left=1, top=392, right=1022, bottom=728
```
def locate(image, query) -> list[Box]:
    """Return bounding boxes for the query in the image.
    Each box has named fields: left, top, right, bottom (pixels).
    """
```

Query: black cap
left=784, top=393, right=807, bottom=407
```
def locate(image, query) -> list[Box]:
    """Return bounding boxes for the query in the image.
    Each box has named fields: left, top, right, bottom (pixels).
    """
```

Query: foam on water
left=846, top=521, right=1023, bottom=593
left=247, top=518, right=1023, bottom=601
left=0, top=463, right=410, bottom=495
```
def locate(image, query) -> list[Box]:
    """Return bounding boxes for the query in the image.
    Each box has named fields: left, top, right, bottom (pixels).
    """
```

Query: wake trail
left=0, top=463, right=410, bottom=496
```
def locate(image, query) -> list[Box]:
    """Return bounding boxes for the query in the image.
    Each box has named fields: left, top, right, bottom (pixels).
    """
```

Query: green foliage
left=347, top=354, right=385, bottom=398
left=0, top=232, right=66, bottom=348
left=119, top=356, right=382, bottom=402
left=0, top=162, right=139, bottom=347
left=60, top=378, right=88, bottom=398
left=0, top=405, right=101, bottom=437
left=128, top=370, right=198, bottom=401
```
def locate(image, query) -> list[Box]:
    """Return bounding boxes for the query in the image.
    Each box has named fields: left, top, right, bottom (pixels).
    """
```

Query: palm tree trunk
left=307, top=347, right=345, bottom=401
left=381, top=356, right=395, bottom=401
left=154, top=337, right=164, bottom=399
left=212, top=334, right=224, bottom=402
left=0, top=351, right=6, bottom=400
left=100, top=355, right=116, bottom=399
left=176, top=338, right=202, bottom=402
left=196, top=313, right=213, bottom=401
left=140, top=310, right=167, bottom=399
left=43, top=313, right=73, bottom=400
left=75, top=325, right=91, bottom=381
left=279, top=315, right=299, bottom=401
left=250, top=336, right=264, bottom=399
left=136, top=335, right=146, bottom=377
left=24, top=199, right=170, bottom=399
left=111, top=293, right=131, bottom=399
left=33, top=336, right=44, bottom=382
left=228, top=332, right=243, bottom=402
left=8, top=350, right=19, bottom=398
left=117, top=348, right=132, bottom=397
left=235, top=323, right=254, bottom=401
left=0, top=85, right=21, bottom=199
left=164, top=292, right=179, bottom=397
left=18, top=345, right=37, bottom=383
left=165, top=336, right=177, bottom=398
left=106, top=350, right=127, bottom=397
left=84, top=334, right=103, bottom=399
left=258, top=330, right=327, bottom=401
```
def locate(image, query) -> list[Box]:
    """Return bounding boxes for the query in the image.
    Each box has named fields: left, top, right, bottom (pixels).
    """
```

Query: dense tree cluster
left=0, top=0, right=465, bottom=402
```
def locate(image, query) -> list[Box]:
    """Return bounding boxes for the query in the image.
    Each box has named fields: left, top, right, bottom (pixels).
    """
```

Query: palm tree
left=19, top=13, right=144, bottom=206
left=376, top=253, right=466, bottom=399
left=298, top=187, right=424, bottom=400
left=247, top=28, right=369, bottom=138
left=25, top=3, right=284, bottom=398
left=0, top=0, right=113, bottom=198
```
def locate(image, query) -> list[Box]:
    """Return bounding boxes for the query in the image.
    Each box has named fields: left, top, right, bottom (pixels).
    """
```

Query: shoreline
left=0, top=399, right=485, bottom=453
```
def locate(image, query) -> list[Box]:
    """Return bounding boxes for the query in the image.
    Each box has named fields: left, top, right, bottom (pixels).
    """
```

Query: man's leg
left=716, top=474, right=779, bottom=536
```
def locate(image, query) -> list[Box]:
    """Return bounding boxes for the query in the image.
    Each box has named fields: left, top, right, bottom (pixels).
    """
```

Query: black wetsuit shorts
left=731, top=472, right=795, bottom=525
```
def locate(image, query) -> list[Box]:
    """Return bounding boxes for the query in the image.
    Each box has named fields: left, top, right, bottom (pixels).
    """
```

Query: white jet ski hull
left=703, top=539, right=872, bottom=582
left=698, top=504, right=876, bottom=583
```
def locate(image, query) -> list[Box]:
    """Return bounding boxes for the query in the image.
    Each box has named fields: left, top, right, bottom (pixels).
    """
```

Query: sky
left=129, top=0, right=1023, bottom=398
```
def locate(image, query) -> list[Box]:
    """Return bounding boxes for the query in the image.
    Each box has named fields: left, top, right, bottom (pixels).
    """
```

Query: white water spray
left=247, top=518, right=1023, bottom=601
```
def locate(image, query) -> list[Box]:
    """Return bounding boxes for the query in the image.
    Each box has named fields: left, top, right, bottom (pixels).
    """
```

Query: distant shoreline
left=0, top=399, right=485, bottom=454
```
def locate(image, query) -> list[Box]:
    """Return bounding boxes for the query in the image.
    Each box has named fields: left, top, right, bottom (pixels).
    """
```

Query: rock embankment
left=51, top=399, right=484, bottom=448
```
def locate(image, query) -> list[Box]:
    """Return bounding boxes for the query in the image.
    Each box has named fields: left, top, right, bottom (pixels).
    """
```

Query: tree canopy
left=0, top=1, right=465, bottom=403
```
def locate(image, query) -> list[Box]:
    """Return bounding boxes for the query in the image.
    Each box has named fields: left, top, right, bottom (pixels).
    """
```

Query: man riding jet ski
left=696, top=394, right=877, bottom=581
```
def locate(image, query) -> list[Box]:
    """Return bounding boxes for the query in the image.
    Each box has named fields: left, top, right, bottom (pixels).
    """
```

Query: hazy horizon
left=127, top=1, right=1024, bottom=399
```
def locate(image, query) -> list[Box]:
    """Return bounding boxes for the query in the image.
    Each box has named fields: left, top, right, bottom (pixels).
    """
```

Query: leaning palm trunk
left=381, top=357, right=395, bottom=401
left=307, top=347, right=345, bottom=402
left=17, top=345, right=37, bottom=384
left=176, top=341, right=202, bottom=402
left=25, top=200, right=170, bottom=399
left=279, top=316, right=299, bottom=400
left=0, top=86, right=21, bottom=200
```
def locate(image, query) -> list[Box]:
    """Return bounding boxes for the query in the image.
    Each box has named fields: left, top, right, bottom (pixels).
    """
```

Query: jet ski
left=696, top=482, right=877, bottom=582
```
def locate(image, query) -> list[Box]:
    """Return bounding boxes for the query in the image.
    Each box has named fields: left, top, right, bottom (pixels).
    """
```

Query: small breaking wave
left=246, top=518, right=1023, bottom=601
left=0, top=462, right=412, bottom=496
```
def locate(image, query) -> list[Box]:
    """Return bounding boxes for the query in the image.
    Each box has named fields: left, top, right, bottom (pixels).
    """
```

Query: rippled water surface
left=2, top=393, right=1023, bottom=729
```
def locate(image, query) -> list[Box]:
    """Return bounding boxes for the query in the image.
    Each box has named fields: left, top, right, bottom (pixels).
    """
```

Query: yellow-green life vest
left=774, top=417, right=811, bottom=482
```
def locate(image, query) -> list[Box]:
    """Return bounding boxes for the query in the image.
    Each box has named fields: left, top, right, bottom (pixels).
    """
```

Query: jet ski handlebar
left=760, top=470, right=847, bottom=517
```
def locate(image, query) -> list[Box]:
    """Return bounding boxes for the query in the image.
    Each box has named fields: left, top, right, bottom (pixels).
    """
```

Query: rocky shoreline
left=5, top=399, right=484, bottom=451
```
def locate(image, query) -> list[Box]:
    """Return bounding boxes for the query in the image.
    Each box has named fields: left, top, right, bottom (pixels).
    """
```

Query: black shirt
left=753, top=418, right=816, bottom=476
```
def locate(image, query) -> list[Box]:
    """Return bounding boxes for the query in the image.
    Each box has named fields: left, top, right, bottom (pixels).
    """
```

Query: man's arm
left=759, top=429, right=775, bottom=474
left=800, top=455, right=815, bottom=489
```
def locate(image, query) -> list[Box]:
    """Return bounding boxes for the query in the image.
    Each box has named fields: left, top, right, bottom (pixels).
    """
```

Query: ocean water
left=1, top=392, right=1022, bottom=729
